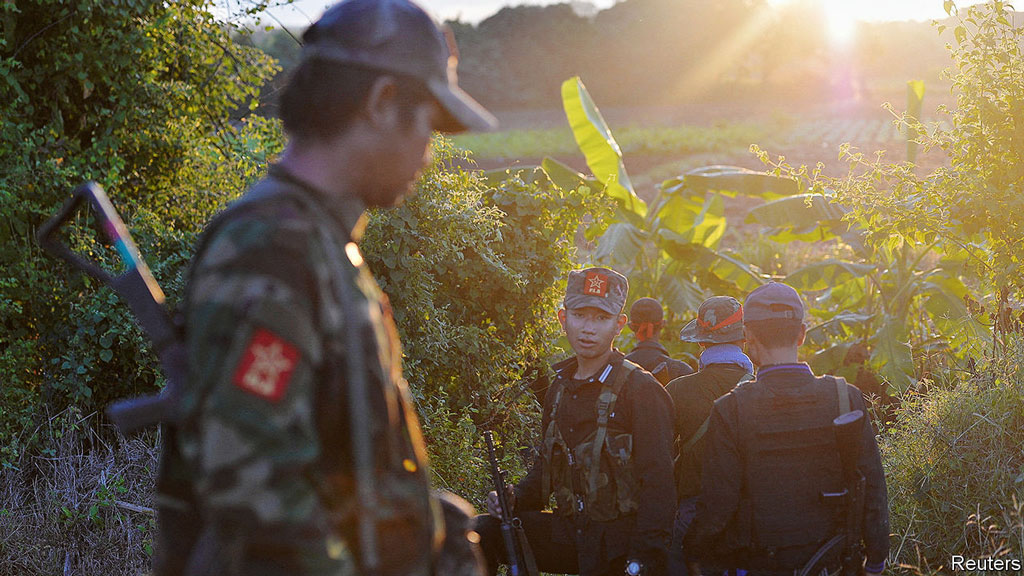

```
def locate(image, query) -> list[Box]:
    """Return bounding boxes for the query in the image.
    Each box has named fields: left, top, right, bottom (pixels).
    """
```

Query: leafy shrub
left=881, top=336, right=1024, bottom=572
left=363, top=141, right=607, bottom=499
left=0, top=1, right=279, bottom=462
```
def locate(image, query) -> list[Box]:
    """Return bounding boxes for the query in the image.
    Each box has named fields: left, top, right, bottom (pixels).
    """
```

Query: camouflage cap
left=301, top=0, right=497, bottom=133
left=679, top=296, right=744, bottom=344
left=563, top=267, right=628, bottom=315
left=744, top=282, right=804, bottom=322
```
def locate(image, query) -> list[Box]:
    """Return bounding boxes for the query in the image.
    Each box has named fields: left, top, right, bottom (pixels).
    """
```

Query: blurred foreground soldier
left=625, top=297, right=694, bottom=385
left=473, top=268, right=676, bottom=576
left=155, top=1, right=496, bottom=575
left=685, top=283, right=889, bottom=576
left=665, top=296, right=752, bottom=576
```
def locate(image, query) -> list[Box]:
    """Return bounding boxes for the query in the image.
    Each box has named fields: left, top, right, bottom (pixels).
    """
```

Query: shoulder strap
left=680, top=372, right=754, bottom=453
left=832, top=376, right=851, bottom=416
left=588, top=361, right=637, bottom=496
left=540, top=377, right=568, bottom=499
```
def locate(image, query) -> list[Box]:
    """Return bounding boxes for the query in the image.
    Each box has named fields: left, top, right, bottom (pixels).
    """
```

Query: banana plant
left=749, top=192, right=989, bottom=394
left=558, top=76, right=802, bottom=318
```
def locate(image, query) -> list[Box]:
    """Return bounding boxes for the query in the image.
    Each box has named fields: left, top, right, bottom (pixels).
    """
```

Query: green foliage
left=820, top=1, right=1024, bottom=307
left=882, top=337, right=1024, bottom=571
left=0, top=0, right=279, bottom=460
left=361, top=140, right=606, bottom=498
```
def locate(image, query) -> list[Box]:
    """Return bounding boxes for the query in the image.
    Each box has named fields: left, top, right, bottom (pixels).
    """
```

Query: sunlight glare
left=822, top=2, right=857, bottom=46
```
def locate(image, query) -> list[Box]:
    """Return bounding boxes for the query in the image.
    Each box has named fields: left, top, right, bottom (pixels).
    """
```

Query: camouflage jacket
left=169, top=166, right=441, bottom=575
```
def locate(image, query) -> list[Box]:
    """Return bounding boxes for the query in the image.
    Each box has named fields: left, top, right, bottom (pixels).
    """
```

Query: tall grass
left=882, top=337, right=1024, bottom=573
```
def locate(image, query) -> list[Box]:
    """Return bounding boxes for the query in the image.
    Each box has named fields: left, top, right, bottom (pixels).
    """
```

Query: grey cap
left=564, top=267, right=629, bottom=315
left=301, top=0, right=498, bottom=133
left=679, top=296, right=744, bottom=344
left=744, top=282, right=805, bottom=322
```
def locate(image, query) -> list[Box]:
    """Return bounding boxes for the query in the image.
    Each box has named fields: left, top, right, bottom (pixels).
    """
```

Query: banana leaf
left=656, top=232, right=764, bottom=291
left=593, top=222, right=646, bottom=268
left=655, top=193, right=726, bottom=249
left=921, top=273, right=989, bottom=355
left=561, top=77, right=647, bottom=219
left=805, top=312, right=874, bottom=346
left=809, top=342, right=854, bottom=375
left=786, top=259, right=875, bottom=292
left=745, top=194, right=849, bottom=233
left=869, top=315, right=915, bottom=394
left=540, top=156, right=602, bottom=192
left=657, top=273, right=706, bottom=317
left=673, top=165, right=799, bottom=199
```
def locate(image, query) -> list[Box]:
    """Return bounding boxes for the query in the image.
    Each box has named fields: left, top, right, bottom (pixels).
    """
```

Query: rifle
left=37, top=182, right=185, bottom=435
left=834, top=409, right=866, bottom=576
left=484, top=431, right=538, bottom=576
left=801, top=409, right=866, bottom=576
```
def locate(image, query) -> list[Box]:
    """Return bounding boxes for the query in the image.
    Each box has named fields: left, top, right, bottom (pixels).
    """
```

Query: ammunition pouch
left=543, top=361, right=640, bottom=522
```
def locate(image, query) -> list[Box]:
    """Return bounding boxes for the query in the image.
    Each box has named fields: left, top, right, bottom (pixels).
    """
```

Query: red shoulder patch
left=232, top=328, right=300, bottom=402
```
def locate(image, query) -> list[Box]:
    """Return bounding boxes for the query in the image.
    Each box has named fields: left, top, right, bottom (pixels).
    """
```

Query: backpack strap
left=588, top=361, right=637, bottom=497
left=679, top=372, right=754, bottom=453
left=832, top=376, right=851, bottom=416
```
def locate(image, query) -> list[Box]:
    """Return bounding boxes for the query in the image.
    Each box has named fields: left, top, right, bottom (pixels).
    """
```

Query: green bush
left=0, top=1, right=279, bottom=462
left=881, top=336, right=1024, bottom=572
left=363, top=141, right=607, bottom=500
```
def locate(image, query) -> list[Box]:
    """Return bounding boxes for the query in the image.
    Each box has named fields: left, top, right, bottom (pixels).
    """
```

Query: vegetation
left=2, top=0, right=1024, bottom=574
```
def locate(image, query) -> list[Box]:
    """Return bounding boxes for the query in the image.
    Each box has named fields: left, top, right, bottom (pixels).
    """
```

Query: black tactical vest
left=540, top=360, right=640, bottom=522
left=733, top=375, right=852, bottom=554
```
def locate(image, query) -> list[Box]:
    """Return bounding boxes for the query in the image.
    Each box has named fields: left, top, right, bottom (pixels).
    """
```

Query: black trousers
left=471, top=511, right=629, bottom=576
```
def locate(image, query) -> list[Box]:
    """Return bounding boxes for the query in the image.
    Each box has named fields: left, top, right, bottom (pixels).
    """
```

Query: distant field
left=449, top=112, right=931, bottom=182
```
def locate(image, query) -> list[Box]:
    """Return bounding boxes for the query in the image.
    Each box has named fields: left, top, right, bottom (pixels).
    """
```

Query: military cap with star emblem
left=563, top=267, right=629, bottom=315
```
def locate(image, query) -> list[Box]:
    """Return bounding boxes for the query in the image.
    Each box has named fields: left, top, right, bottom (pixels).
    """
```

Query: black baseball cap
left=301, top=0, right=498, bottom=133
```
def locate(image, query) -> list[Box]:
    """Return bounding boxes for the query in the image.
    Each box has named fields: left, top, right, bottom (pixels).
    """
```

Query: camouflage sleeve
left=183, top=211, right=354, bottom=575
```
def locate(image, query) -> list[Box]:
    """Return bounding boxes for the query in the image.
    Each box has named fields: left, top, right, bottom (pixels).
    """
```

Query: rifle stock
left=37, top=182, right=184, bottom=435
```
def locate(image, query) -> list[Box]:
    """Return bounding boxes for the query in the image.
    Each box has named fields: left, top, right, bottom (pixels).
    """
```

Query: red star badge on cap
left=584, top=271, right=609, bottom=297
left=232, top=328, right=300, bottom=403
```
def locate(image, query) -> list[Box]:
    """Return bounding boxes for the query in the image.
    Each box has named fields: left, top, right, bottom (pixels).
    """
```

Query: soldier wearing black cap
left=474, top=267, right=676, bottom=576
left=684, top=283, right=889, bottom=576
left=625, top=297, right=694, bottom=386
left=664, top=296, right=753, bottom=576
left=164, top=1, right=496, bottom=575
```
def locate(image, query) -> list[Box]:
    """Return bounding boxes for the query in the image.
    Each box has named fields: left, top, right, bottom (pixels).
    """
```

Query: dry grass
left=882, top=336, right=1024, bottom=574
left=0, top=409, right=157, bottom=576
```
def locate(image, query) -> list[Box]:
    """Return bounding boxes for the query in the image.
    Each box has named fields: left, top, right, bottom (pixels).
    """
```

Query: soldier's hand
left=485, top=485, right=516, bottom=517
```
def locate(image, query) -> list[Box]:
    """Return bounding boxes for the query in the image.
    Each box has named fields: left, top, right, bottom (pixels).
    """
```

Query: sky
left=243, top=0, right=978, bottom=30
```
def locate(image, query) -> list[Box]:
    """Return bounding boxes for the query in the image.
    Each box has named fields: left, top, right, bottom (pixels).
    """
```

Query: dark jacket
left=515, top=351, right=676, bottom=574
left=685, top=365, right=889, bottom=571
left=625, top=340, right=694, bottom=385
left=665, top=363, right=749, bottom=499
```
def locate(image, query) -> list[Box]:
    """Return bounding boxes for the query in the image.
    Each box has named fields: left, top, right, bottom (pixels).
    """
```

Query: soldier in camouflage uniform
left=153, top=1, right=497, bottom=575
left=473, top=268, right=677, bottom=576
